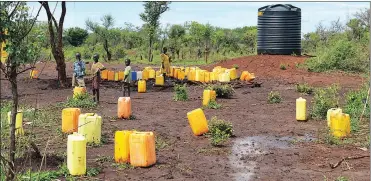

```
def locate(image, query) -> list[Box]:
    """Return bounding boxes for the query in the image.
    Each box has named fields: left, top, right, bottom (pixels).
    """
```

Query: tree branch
left=19, top=4, right=43, bottom=41
left=16, top=66, right=36, bottom=75
left=8, top=2, right=20, bottom=19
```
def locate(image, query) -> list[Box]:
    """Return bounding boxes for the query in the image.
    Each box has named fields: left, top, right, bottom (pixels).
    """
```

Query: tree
left=140, top=1, right=170, bottom=62
left=202, top=23, right=213, bottom=63
left=65, top=27, right=88, bottom=47
left=347, top=18, right=364, bottom=40
left=168, top=24, right=185, bottom=59
left=354, top=8, right=370, bottom=28
left=0, top=2, right=41, bottom=180
left=39, top=1, right=67, bottom=87
left=86, top=14, right=115, bottom=61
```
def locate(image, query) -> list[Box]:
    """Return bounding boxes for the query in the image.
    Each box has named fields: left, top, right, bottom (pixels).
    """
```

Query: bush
left=206, top=84, right=234, bottom=99
left=173, top=84, right=188, bottom=101
left=206, top=117, right=234, bottom=146
left=280, top=63, right=287, bottom=70
left=112, top=46, right=127, bottom=60
left=268, top=91, right=282, bottom=104
left=206, top=100, right=222, bottom=109
left=344, top=83, right=370, bottom=132
left=305, top=39, right=368, bottom=73
left=295, top=83, right=313, bottom=94
left=311, top=84, right=340, bottom=120
left=62, top=93, right=97, bottom=108
left=233, top=64, right=239, bottom=69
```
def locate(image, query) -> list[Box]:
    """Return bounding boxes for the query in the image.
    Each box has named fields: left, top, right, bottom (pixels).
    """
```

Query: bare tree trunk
left=40, top=1, right=67, bottom=87
left=148, top=37, right=153, bottom=62
left=7, top=66, right=18, bottom=181
left=103, top=39, right=111, bottom=61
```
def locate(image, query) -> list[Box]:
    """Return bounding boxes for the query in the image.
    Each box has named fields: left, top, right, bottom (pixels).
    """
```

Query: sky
left=27, top=2, right=369, bottom=35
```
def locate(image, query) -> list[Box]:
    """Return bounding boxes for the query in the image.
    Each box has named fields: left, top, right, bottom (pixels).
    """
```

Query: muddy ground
left=1, top=55, right=369, bottom=181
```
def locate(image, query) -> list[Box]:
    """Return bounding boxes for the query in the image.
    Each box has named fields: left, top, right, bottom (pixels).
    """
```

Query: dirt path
left=0, top=56, right=369, bottom=180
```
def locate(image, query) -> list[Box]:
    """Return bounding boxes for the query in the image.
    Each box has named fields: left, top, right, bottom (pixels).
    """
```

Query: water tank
left=257, top=4, right=301, bottom=55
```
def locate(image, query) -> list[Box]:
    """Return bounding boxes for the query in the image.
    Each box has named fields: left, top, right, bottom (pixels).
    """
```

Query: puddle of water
left=229, top=134, right=316, bottom=181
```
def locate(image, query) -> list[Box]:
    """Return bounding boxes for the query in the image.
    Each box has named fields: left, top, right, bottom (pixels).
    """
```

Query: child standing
left=72, top=53, right=86, bottom=87
left=122, top=58, right=132, bottom=97
left=90, top=54, right=105, bottom=103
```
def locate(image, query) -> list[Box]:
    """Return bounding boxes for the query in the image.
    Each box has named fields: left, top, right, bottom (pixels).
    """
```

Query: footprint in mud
left=229, top=135, right=315, bottom=181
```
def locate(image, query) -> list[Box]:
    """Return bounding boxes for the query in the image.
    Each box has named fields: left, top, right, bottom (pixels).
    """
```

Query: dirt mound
left=203, top=55, right=365, bottom=88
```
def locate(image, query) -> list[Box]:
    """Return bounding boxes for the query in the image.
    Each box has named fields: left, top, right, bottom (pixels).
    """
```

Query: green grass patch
left=280, top=63, right=287, bottom=70
left=311, top=84, right=339, bottom=120
left=343, top=83, right=370, bottom=132
left=206, top=117, right=234, bottom=146
left=155, top=136, right=169, bottom=151
left=295, top=83, right=313, bottom=95
left=206, top=100, right=222, bottom=109
left=60, top=93, right=97, bottom=109
left=173, top=84, right=189, bottom=101
left=233, top=64, right=239, bottom=69
left=268, top=91, right=282, bottom=104
left=205, top=84, right=235, bottom=99
left=112, top=163, right=135, bottom=170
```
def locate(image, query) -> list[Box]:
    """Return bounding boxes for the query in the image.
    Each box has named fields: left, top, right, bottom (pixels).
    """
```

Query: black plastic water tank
left=257, top=4, right=301, bottom=55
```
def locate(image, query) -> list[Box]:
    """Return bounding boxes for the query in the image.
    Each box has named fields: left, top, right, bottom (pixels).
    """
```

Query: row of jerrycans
left=114, top=131, right=156, bottom=167
left=62, top=109, right=102, bottom=143
left=296, top=98, right=350, bottom=138
left=64, top=112, right=102, bottom=176
left=101, top=70, right=124, bottom=81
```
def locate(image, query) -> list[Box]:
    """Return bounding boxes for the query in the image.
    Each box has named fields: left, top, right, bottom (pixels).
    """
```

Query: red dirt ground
left=0, top=55, right=369, bottom=181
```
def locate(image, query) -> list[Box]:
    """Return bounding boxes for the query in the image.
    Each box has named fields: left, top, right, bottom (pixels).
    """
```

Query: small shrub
left=295, top=83, right=313, bottom=94
left=206, top=84, right=235, bottom=99
left=173, top=84, right=188, bottom=101
left=112, top=163, right=134, bottom=170
left=62, top=93, right=97, bottom=108
left=155, top=136, right=169, bottom=151
left=86, top=167, right=101, bottom=177
left=206, top=117, right=234, bottom=146
left=268, top=91, right=282, bottom=104
left=280, top=64, right=287, bottom=70
left=206, top=100, right=222, bottom=109
left=233, top=64, right=239, bottom=69
left=335, top=176, right=349, bottom=181
left=344, top=83, right=369, bottom=132
left=311, top=84, right=340, bottom=120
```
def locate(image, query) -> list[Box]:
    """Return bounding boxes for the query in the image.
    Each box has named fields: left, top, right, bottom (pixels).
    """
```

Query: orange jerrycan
left=101, top=70, right=108, bottom=80
left=129, top=132, right=156, bottom=167
left=62, top=108, right=81, bottom=133
left=107, top=71, right=115, bottom=81
left=73, top=87, right=86, bottom=98
left=118, top=97, right=131, bottom=119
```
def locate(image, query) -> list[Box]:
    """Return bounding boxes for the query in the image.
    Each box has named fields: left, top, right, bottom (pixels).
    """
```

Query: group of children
left=72, top=47, right=171, bottom=103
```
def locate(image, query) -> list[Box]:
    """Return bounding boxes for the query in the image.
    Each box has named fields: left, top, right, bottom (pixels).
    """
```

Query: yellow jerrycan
left=78, top=113, right=102, bottom=144
left=296, top=97, right=307, bottom=121
left=155, top=75, right=164, bottom=86
left=7, top=111, right=24, bottom=136
left=138, top=80, right=146, bottom=93
left=330, top=111, right=348, bottom=138
left=327, top=108, right=342, bottom=127
left=187, top=108, right=209, bottom=136
left=115, top=130, right=134, bottom=163
left=67, top=132, right=86, bottom=176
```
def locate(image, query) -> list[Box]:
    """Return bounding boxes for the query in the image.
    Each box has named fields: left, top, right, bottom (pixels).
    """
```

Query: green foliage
left=311, top=84, right=340, bottom=120
left=335, top=176, right=349, bottom=181
left=173, top=84, right=188, bottom=101
left=17, top=163, right=69, bottom=181
left=279, top=64, right=287, bottom=70
left=206, top=100, right=222, bottom=109
left=65, top=27, right=89, bottom=47
left=206, top=117, right=234, bottom=146
left=112, top=163, right=134, bottom=170
left=62, top=93, right=97, bottom=108
left=305, top=39, right=368, bottom=73
left=344, top=83, right=370, bottom=132
left=206, top=84, right=234, bottom=99
left=295, top=83, right=313, bottom=94
left=233, top=64, right=239, bottom=69
left=268, top=91, right=282, bottom=104
left=155, top=136, right=169, bottom=151
left=86, top=167, right=101, bottom=177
